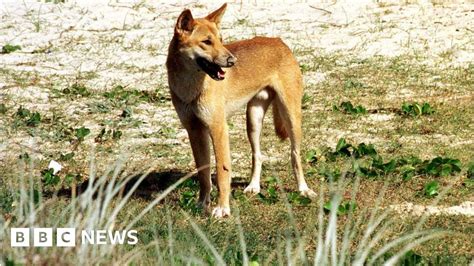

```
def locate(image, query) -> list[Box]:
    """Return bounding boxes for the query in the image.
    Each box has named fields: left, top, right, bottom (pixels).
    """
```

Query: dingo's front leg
left=171, top=93, right=212, bottom=213
left=187, top=121, right=212, bottom=212
left=209, top=116, right=232, bottom=218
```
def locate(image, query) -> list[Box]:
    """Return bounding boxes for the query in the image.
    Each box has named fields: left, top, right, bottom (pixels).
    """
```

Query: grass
left=0, top=157, right=463, bottom=264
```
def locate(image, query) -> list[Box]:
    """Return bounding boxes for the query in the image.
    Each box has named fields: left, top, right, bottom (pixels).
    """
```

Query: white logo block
left=57, top=228, right=76, bottom=247
left=11, top=228, right=30, bottom=247
left=33, top=228, right=53, bottom=247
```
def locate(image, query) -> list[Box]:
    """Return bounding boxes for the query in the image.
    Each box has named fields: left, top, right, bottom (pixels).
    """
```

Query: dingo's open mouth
left=196, top=57, right=226, bottom=81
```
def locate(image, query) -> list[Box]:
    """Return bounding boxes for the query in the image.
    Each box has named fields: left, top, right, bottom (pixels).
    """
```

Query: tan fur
left=166, top=4, right=316, bottom=218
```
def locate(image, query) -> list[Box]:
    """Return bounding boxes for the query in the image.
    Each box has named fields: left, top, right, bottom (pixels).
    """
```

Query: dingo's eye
left=202, top=39, right=212, bottom=45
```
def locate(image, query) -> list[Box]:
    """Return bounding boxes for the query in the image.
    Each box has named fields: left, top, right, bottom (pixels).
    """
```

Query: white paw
left=211, top=206, right=231, bottom=218
left=243, top=183, right=261, bottom=194
left=300, top=188, right=317, bottom=198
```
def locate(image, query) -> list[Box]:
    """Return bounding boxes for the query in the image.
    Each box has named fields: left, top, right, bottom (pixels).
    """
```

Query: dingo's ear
left=206, top=3, right=227, bottom=27
left=176, top=9, right=194, bottom=34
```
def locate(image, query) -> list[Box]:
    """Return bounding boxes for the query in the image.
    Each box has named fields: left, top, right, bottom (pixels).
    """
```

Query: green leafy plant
left=75, top=126, right=91, bottom=141
left=395, top=156, right=421, bottom=180
left=178, top=189, right=202, bottom=213
left=324, top=201, right=357, bottom=215
left=257, top=189, right=278, bottom=204
left=64, top=174, right=75, bottom=185
left=287, top=192, right=311, bottom=206
left=305, top=149, right=318, bottom=164
left=353, top=143, right=377, bottom=158
left=401, top=102, right=434, bottom=117
left=258, top=176, right=279, bottom=204
left=328, top=138, right=376, bottom=159
left=15, top=106, right=31, bottom=119
left=467, top=162, right=474, bottom=179
left=318, top=139, right=463, bottom=180
left=1, top=44, right=21, bottom=54
left=335, top=138, right=352, bottom=156
left=422, top=157, right=461, bottom=177
left=352, top=160, right=378, bottom=178
left=179, top=190, right=196, bottom=209
left=424, top=180, right=439, bottom=197
left=464, top=162, right=474, bottom=188
left=179, top=178, right=199, bottom=189
left=352, top=155, right=397, bottom=178
left=399, top=165, right=416, bottom=181
left=63, top=83, right=90, bottom=97
left=26, top=112, right=41, bottom=127
left=14, top=107, right=41, bottom=127
left=372, top=157, right=397, bottom=174
left=333, top=101, right=367, bottom=115
left=42, top=168, right=60, bottom=186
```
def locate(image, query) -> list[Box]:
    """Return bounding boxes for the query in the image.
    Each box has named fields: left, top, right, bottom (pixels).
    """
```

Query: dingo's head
left=173, top=4, right=236, bottom=81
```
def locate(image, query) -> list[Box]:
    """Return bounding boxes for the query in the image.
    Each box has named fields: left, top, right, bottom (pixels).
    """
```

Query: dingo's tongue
left=217, top=69, right=225, bottom=79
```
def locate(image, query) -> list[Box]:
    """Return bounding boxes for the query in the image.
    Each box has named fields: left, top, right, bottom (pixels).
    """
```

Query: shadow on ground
left=52, top=170, right=190, bottom=200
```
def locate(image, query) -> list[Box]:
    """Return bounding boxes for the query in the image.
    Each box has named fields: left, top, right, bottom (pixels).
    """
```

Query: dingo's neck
left=166, top=36, right=209, bottom=103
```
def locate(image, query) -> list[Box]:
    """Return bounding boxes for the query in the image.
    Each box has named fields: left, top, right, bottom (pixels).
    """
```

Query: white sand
left=390, top=201, right=474, bottom=216
left=1, top=0, right=473, bottom=93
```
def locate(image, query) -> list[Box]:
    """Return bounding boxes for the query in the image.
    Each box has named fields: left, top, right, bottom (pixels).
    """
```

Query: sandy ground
left=1, top=0, right=473, bottom=90
left=390, top=201, right=474, bottom=216
left=1, top=0, right=473, bottom=216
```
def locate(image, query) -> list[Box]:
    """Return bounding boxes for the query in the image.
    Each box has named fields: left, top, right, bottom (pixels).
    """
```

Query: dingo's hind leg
left=244, top=87, right=275, bottom=194
left=273, top=78, right=316, bottom=198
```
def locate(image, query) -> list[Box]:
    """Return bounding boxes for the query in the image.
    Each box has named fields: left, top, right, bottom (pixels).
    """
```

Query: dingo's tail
left=272, top=102, right=289, bottom=140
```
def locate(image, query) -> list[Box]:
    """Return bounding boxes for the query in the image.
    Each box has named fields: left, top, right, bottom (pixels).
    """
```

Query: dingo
left=166, top=4, right=316, bottom=218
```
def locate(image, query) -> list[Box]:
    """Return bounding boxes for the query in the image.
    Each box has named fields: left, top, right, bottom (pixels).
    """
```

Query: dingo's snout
left=215, top=53, right=236, bottom=68
left=226, top=55, right=236, bottom=67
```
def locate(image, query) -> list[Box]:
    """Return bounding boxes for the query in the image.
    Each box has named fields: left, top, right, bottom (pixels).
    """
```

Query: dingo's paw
left=243, top=183, right=260, bottom=194
left=300, top=188, right=317, bottom=198
left=197, top=200, right=211, bottom=213
left=211, top=206, right=231, bottom=218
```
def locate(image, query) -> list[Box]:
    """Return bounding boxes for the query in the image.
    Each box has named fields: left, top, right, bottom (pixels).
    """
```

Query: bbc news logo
left=10, top=228, right=138, bottom=247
